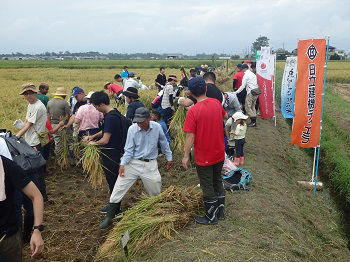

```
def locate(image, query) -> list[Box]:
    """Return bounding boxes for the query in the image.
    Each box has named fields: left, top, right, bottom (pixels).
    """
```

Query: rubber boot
left=239, top=156, right=245, bottom=165
left=23, top=215, right=34, bottom=244
left=217, top=193, right=226, bottom=220
left=99, top=202, right=121, bottom=229
left=234, top=157, right=240, bottom=166
left=247, top=117, right=257, bottom=127
left=195, top=197, right=219, bottom=225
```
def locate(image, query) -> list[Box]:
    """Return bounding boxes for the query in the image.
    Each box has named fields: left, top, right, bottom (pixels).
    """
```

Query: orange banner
left=291, top=39, right=326, bottom=148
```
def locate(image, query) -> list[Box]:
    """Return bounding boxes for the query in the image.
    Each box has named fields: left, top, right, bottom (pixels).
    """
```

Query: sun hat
left=53, top=87, right=68, bottom=97
left=86, top=91, right=94, bottom=99
left=123, top=87, right=139, bottom=99
left=104, top=82, right=112, bottom=89
left=72, top=87, right=85, bottom=97
left=232, top=111, right=248, bottom=121
left=133, top=107, right=150, bottom=123
left=19, top=83, right=37, bottom=95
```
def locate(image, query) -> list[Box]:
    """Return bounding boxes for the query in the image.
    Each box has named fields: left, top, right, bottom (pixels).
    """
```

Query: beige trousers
left=110, top=159, right=161, bottom=203
left=245, top=93, right=258, bottom=118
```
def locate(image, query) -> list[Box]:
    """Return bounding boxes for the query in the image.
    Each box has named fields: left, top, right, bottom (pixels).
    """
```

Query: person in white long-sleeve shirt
left=234, top=64, right=259, bottom=127
left=123, top=72, right=142, bottom=91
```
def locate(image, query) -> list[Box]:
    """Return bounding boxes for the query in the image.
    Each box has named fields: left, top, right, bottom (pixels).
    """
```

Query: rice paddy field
left=1, top=59, right=350, bottom=261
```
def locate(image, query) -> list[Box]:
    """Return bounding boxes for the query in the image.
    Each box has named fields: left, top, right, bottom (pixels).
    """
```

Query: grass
left=0, top=59, right=217, bottom=69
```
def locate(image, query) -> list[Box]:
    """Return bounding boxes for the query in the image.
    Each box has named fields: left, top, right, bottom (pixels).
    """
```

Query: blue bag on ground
left=222, top=168, right=252, bottom=191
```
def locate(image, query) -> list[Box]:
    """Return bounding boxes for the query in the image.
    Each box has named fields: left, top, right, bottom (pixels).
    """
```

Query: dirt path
left=23, top=112, right=350, bottom=261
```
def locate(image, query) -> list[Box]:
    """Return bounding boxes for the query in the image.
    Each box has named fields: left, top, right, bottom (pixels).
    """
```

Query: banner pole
left=274, top=53, right=277, bottom=126
left=311, top=147, right=317, bottom=182
left=313, top=37, right=330, bottom=196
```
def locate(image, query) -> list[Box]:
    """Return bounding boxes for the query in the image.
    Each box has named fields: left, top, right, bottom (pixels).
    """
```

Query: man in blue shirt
left=99, top=107, right=173, bottom=229
left=121, top=66, right=129, bottom=79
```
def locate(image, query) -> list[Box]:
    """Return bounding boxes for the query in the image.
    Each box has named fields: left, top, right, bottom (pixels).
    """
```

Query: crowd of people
left=0, top=61, right=259, bottom=260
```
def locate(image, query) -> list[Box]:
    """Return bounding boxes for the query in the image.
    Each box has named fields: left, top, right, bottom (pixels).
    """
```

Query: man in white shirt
left=234, top=64, right=259, bottom=127
left=17, top=83, right=47, bottom=146
left=123, top=72, right=142, bottom=91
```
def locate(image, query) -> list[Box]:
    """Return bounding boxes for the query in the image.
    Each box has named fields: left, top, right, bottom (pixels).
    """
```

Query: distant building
left=166, top=53, right=183, bottom=59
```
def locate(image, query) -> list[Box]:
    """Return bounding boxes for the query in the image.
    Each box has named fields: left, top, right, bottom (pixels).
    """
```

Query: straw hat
left=19, top=83, right=37, bottom=95
left=53, top=87, right=68, bottom=97
left=104, top=82, right=112, bottom=89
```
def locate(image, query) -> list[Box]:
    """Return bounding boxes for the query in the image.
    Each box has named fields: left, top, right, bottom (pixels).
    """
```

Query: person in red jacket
left=182, top=77, right=228, bottom=225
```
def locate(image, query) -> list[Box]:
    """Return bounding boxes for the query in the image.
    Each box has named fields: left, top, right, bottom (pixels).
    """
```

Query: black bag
left=251, top=88, right=262, bottom=96
left=111, top=109, right=132, bottom=152
left=4, top=136, right=46, bottom=172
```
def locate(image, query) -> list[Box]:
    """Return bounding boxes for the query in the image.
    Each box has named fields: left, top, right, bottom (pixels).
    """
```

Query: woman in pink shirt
left=74, top=92, right=104, bottom=141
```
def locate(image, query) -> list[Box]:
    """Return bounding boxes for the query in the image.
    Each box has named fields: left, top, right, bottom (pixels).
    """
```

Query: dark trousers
left=15, top=190, right=33, bottom=227
left=235, top=138, right=245, bottom=157
left=0, top=230, right=22, bottom=262
left=237, top=89, right=247, bottom=114
left=161, top=107, right=173, bottom=128
left=196, top=161, right=224, bottom=198
left=101, top=152, right=120, bottom=195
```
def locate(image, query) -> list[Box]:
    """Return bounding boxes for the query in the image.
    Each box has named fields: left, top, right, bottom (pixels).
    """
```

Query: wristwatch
left=33, top=225, right=44, bottom=232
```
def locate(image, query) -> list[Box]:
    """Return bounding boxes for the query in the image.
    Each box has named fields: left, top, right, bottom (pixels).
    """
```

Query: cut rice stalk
left=98, top=186, right=202, bottom=260
left=169, top=106, right=187, bottom=152
left=80, top=143, right=105, bottom=189
left=56, top=129, right=69, bottom=170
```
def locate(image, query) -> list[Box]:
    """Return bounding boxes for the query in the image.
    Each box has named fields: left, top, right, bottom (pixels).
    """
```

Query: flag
left=291, top=39, right=326, bottom=148
left=257, top=47, right=275, bottom=119
left=281, top=56, right=297, bottom=118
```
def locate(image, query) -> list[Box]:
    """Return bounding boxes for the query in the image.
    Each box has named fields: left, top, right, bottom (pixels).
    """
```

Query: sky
left=1, top=0, right=349, bottom=55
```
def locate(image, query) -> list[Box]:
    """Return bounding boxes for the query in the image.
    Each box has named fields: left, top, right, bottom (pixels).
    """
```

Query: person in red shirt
left=233, top=64, right=247, bottom=113
left=182, top=77, right=228, bottom=225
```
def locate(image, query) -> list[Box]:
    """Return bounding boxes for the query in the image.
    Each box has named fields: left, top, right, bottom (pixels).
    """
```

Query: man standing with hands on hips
left=99, top=107, right=173, bottom=229
left=182, top=77, right=228, bottom=225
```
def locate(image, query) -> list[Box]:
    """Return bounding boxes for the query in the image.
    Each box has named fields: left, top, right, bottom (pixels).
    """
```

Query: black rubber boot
left=195, top=197, right=219, bottom=225
left=99, top=202, right=121, bottom=229
left=23, top=215, right=34, bottom=244
left=217, top=193, right=226, bottom=220
left=247, top=117, right=257, bottom=127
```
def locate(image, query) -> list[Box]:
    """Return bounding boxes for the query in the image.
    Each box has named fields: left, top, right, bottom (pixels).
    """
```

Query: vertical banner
left=281, top=56, right=297, bottom=118
left=257, top=47, right=275, bottom=118
left=291, top=39, right=326, bottom=148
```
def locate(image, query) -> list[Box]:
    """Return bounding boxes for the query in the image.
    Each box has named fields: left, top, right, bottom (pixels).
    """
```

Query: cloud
left=0, top=0, right=349, bottom=54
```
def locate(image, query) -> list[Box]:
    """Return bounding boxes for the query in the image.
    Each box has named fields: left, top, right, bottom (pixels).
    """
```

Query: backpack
left=3, top=136, right=46, bottom=172
left=222, top=168, right=252, bottom=191
left=110, top=109, right=132, bottom=151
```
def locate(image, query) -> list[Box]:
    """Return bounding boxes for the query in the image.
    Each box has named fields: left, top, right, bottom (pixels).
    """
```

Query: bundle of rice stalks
left=169, top=106, right=186, bottom=152
left=72, top=136, right=81, bottom=160
left=98, top=186, right=203, bottom=260
left=56, top=129, right=69, bottom=170
left=80, top=143, right=104, bottom=189
left=139, top=89, right=158, bottom=111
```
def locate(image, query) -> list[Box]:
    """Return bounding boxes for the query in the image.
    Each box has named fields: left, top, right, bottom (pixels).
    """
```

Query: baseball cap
left=188, top=77, right=206, bottom=95
left=241, top=64, right=249, bottom=69
left=133, top=107, right=150, bottom=123
left=129, top=72, right=135, bottom=77
left=236, top=64, right=243, bottom=69
left=244, top=60, right=251, bottom=64
left=72, top=87, right=85, bottom=97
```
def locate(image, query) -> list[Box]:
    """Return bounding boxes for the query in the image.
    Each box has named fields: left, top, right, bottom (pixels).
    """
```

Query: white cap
left=232, top=111, right=248, bottom=121
left=85, top=91, right=94, bottom=99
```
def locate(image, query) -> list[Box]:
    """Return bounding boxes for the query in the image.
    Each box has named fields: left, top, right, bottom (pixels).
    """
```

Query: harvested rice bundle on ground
left=98, top=186, right=202, bottom=260
left=169, top=106, right=186, bottom=152
left=80, top=143, right=104, bottom=189
left=56, top=129, right=69, bottom=170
